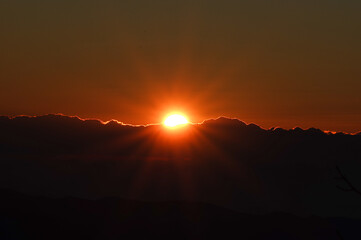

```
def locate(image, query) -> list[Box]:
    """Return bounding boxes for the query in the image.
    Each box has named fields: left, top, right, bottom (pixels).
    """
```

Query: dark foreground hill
left=0, top=189, right=346, bottom=240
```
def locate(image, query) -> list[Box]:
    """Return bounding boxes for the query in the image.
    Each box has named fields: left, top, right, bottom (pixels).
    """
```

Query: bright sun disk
left=164, top=114, right=189, bottom=128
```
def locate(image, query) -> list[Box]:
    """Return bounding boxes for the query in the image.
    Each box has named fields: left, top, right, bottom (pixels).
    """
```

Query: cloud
left=0, top=114, right=360, bottom=217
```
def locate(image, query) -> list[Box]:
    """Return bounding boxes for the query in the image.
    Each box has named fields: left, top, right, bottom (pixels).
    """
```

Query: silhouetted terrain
left=0, top=115, right=361, bottom=238
left=0, top=189, right=346, bottom=240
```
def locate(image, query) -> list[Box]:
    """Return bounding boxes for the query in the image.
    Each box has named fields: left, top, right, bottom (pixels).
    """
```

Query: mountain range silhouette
left=0, top=114, right=360, bottom=239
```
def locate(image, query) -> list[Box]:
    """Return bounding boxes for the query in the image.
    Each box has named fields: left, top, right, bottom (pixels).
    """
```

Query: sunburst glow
left=164, top=114, right=189, bottom=128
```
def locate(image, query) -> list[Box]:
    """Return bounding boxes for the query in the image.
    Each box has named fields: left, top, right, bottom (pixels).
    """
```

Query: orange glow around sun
left=164, top=114, right=189, bottom=128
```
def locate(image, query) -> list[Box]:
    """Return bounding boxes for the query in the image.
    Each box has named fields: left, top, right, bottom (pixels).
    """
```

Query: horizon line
left=1, top=113, right=360, bottom=135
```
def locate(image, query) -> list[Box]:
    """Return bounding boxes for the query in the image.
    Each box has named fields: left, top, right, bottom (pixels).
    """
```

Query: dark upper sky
left=1, top=0, right=360, bottom=132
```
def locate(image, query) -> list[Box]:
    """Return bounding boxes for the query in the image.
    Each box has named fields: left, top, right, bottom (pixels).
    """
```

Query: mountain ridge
left=2, top=114, right=359, bottom=135
left=0, top=114, right=360, bottom=218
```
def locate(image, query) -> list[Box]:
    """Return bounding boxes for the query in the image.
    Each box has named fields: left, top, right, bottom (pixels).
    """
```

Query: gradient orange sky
left=1, top=0, right=360, bottom=132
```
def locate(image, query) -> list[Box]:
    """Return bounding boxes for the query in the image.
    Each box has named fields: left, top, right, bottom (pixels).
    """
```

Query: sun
left=163, top=114, right=189, bottom=128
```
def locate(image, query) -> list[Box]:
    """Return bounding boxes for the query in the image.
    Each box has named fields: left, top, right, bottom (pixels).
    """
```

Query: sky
left=0, top=0, right=360, bottom=132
